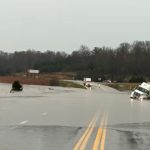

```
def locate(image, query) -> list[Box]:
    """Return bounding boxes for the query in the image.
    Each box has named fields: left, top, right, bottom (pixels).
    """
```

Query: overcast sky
left=0, top=0, right=150, bottom=52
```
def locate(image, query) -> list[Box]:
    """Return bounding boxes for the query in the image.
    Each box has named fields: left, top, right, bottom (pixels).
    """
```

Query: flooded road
left=0, top=83, right=150, bottom=149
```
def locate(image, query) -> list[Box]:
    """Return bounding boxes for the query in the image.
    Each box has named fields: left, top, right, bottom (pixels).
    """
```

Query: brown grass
left=0, top=72, right=75, bottom=86
left=0, top=76, right=49, bottom=85
left=103, top=83, right=139, bottom=91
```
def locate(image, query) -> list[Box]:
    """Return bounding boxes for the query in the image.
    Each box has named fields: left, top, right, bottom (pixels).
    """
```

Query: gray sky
left=0, top=0, right=150, bottom=52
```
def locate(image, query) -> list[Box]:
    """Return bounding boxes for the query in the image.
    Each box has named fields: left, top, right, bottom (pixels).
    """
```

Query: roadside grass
left=103, top=83, right=139, bottom=91
left=59, top=80, right=86, bottom=89
left=49, top=78, right=86, bottom=89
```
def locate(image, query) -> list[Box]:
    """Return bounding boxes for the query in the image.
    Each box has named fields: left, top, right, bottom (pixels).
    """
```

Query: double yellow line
left=73, top=113, right=108, bottom=150
left=93, top=114, right=108, bottom=150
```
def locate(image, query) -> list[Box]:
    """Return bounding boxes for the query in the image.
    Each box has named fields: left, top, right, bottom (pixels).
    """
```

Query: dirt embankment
left=0, top=72, right=75, bottom=86
left=0, top=76, right=49, bottom=85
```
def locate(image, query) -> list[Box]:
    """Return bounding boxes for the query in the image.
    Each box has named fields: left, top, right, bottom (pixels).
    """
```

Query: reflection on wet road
left=0, top=83, right=150, bottom=149
left=74, top=112, right=108, bottom=150
left=1, top=123, right=150, bottom=150
left=106, top=122, right=150, bottom=150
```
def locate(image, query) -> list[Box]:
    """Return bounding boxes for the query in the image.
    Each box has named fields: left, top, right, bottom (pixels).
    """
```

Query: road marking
left=92, top=115, right=105, bottom=150
left=73, top=112, right=108, bottom=150
left=19, top=120, right=28, bottom=125
left=79, top=117, right=97, bottom=150
left=73, top=113, right=99, bottom=150
left=100, top=115, right=108, bottom=150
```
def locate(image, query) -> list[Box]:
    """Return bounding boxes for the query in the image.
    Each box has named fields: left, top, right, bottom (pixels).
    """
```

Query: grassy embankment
left=59, top=80, right=86, bottom=89
left=103, top=83, right=139, bottom=91
left=49, top=78, right=86, bottom=89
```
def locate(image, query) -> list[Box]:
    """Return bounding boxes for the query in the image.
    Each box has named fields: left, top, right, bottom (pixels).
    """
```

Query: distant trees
left=0, top=41, right=150, bottom=82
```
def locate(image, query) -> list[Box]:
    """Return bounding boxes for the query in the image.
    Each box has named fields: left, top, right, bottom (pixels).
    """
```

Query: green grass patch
left=59, top=80, right=86, bottom=89
left=49, top=78, right=86, bottom=89
left=103, top=83, right=139, bottom=91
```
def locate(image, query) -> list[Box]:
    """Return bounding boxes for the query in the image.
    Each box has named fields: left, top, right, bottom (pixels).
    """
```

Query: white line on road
left=19, top=120, right=29, bottom=125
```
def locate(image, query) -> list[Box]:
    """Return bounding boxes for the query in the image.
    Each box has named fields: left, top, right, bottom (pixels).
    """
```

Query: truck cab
left=130, top=82, right=150, bottom=99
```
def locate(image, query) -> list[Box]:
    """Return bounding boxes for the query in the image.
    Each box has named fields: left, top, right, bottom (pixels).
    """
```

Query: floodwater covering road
left=0, top=82, right=150, bottom=150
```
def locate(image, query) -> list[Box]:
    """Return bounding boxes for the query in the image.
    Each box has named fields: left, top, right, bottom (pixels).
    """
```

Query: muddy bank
left=0, top=76, right=49, bottom=85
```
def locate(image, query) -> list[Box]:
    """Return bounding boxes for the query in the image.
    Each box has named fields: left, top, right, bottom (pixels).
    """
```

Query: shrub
left=12, top=80, right=23, bottom=91
left=129, top=76, right=146, bottom=83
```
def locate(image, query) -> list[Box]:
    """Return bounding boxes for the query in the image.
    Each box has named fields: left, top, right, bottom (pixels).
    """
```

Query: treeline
left=0, top=41, right=150, bottom=82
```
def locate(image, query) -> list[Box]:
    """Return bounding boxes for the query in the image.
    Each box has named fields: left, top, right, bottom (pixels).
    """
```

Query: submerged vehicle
left=130, top=82, right=150, bottom=99
left=83, top=78, right=92, bottom=87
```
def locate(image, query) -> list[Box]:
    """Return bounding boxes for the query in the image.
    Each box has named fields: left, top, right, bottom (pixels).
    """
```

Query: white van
left=130, top=82, right=150, bottom=99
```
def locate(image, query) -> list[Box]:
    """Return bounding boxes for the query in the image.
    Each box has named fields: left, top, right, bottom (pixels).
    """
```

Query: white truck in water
left=130, top=82, right=150, bottom=99
left=83, top=78, right=92, bottom=87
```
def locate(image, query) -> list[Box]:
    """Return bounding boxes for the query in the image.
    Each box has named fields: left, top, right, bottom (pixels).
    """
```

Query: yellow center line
left=92, top=115, right=105, bottom=150
left=100, top=115, right=108, bottom=150
left=73, top=113, right=99, bottom=150
left=79, top=117, right=98, bottom=150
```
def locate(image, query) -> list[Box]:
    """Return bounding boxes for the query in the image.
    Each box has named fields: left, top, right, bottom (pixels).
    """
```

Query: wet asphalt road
left=0, top=83, right=150, bottom=150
